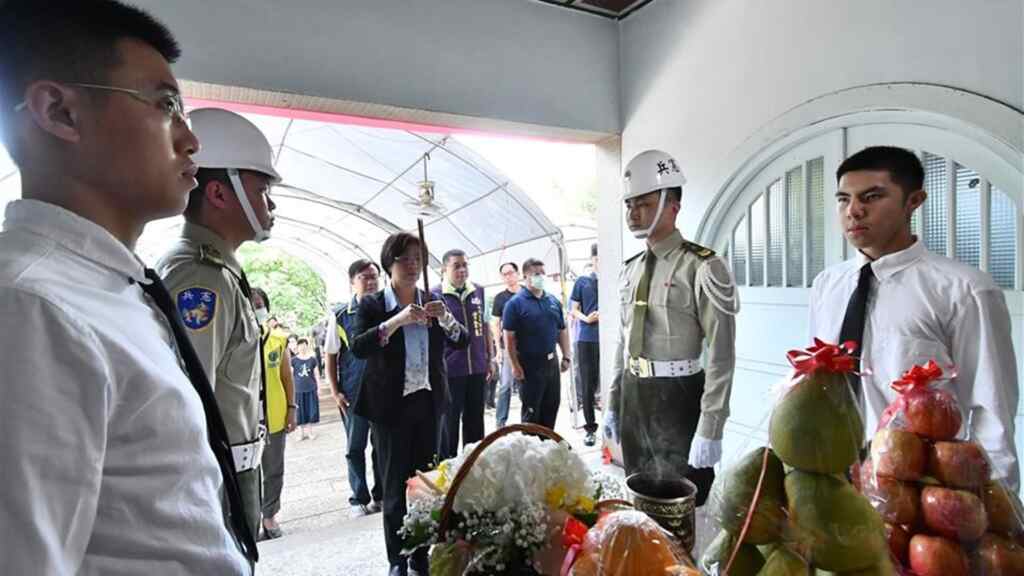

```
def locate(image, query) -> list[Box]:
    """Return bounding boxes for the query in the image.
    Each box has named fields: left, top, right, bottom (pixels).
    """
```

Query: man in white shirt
left=0, top=1, right=250, bottom=573
left=809, top=145, right=1020, bottom=489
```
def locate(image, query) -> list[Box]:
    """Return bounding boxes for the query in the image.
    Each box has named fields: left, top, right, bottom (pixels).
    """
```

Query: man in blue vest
left=325, top=259, right=382, bottom=516
left=432, top=249, right=494, bottom=458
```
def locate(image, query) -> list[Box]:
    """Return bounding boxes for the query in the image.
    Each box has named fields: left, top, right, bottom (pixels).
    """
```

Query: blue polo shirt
left=502, top=287, right=565, bottom=360
left=570, top=273, right=599, bottom=343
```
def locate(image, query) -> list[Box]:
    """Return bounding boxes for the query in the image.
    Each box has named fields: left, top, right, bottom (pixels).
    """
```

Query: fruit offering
left=770, top=340, right=864, bottom=474
left=706, top=340, right=896, bottom=574
left=708, top=447, right=787, bottom=544
left=858, top=360, right=1024, bottom=574
left=569, top=510, right=698, bottom=576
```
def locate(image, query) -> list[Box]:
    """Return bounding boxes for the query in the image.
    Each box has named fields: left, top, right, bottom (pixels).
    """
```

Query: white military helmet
left=622, top=149, right=686, bottom=239
left=190, top=108, right=281, bottom=183
left=622, top=149, right=686, bottom=201
left=189, top=108, right=280, bottom=242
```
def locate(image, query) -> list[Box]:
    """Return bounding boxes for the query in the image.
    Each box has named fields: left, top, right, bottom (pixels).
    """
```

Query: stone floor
left=256, top=392, right=713, bottom=575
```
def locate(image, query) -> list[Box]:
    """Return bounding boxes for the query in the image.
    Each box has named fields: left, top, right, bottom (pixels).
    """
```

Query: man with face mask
left=502, top=258, right=572, bottom=430
left=157, top=108, right=283, bottom=541
left=607, top=150, right=739, bottom=506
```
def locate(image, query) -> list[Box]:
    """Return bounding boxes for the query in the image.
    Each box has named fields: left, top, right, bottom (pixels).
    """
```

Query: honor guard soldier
left=606, top=149, right=739, bottom=505
left=156, top=108, right=283, bottom=539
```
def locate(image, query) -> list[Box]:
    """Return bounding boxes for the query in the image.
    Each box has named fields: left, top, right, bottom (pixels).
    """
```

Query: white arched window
left=720, top=125, right=1021, bottom=291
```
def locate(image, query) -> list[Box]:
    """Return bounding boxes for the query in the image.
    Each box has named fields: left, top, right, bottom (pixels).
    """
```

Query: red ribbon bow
left=559, top=517, right=589, bottom=576
left=786, top=338, right=858, bottom=376
left=891, top=360, right=943, bottom=394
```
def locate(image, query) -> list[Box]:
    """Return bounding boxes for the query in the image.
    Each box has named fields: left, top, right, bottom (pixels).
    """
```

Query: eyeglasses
left=14, top=83, right=189, bottom=125
left=394, top=255, right=423, bottom=267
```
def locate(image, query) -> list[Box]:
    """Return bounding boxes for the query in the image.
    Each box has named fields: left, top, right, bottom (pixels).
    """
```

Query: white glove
left=602, top=411, right=619, bottom=444
left=688, top=436, right=722, bottom=468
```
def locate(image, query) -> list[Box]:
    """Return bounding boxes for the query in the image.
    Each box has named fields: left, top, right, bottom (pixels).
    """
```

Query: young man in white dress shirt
left=809, top=145, right=1020, bottom=489
left=0, top=1, right=251, bottom=573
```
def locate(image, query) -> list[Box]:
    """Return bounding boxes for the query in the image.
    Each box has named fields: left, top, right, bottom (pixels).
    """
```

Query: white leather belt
left=627, top=357, right=701, bottom=379
left=232, top=427, right=267, bottom=473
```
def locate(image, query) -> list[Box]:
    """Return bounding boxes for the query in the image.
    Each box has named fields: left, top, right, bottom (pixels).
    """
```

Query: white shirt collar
left=855, top=237, right=927, bottom=282
left=384, top=282, right=398, bottom=312
left=3, top=199, right=147, bottom=283
left=384, top=282, right=423, bottom=312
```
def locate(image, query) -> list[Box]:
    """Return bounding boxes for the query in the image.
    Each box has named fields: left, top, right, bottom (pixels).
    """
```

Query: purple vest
left=431, top=283, right=489, bottom=377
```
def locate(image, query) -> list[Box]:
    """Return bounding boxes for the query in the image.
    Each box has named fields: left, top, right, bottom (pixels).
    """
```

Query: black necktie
left=140, top=269, right=258, bottom=567
left=837, top=263, right=874, bottom=396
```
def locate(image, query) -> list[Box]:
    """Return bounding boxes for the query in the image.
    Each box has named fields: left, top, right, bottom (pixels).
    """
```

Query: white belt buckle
left=547, top=352, right=555, bottom=361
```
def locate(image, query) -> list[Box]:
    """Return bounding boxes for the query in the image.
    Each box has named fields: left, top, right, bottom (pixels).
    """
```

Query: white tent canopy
left=1, top=108, right=573, bottom=303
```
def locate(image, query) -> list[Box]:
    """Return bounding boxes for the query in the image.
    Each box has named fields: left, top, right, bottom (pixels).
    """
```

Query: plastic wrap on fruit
left=858, top=360, right=1024, bottom=576
left=770, top=339, right=864, bottom=475
left=568, top=510, right=698, bottom=576
left=707, top=447, right=788, bottom=545
left=877, top=360, right=961, bottom=440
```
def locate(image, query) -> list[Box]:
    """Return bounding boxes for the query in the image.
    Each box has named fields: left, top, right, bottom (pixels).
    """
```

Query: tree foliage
left=238, top=244, right=327, bottom=332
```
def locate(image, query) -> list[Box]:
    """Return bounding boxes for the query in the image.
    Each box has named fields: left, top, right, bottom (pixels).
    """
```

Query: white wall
left=618, top=0, right=1023, bottom=237
left=613, top=0, right=1024, bottom=466
left=134, top=0, right=621, bottom=134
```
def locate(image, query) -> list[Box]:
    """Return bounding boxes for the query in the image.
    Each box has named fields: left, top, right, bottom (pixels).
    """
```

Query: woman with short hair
left=350, top=232, right=469, bottom=576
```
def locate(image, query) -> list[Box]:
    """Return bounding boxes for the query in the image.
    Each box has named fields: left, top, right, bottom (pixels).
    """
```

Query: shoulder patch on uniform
left=198, top=245, right=226, bottom=268
left=624, top=250, right=644, bottom=265
left=682, top=240, right=716, bottom=259
left=177, top=287, right=217, bottom=330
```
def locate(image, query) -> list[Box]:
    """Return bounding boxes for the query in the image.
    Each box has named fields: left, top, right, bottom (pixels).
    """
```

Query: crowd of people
left=1, top=2, right=1019, bottom=576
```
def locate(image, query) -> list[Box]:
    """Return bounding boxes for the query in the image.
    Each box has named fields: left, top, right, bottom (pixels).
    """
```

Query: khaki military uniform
left=156, top=222, right=263, bottom=536
left=610, top=229, right=738, bottom=504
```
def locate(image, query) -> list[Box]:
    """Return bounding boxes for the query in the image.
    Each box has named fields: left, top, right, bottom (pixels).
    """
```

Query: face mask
left=255, top=307, right=269, bottom=324
left=529, top=274, right=545, bottom=290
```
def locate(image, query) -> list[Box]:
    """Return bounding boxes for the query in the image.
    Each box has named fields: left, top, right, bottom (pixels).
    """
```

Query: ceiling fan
left=403, top=152, right=446, bottom=217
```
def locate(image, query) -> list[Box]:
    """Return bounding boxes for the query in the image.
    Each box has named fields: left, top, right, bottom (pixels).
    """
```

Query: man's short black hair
left=183, top=168, right=230, bottom=220
left=380, top=232, right=425, bottom=274
left=521, top=258, right=545, bottom=276
left=252, top=287, right=270, bottom=312
left=664, top=186, right=682, bottom=203
left=442, top=249, right=466, bottom=265
left=297, top=337, right=309, bottom=346
left=499, top=261, right=519, bottom=274
left=0, top=0, right=181, bottom=164
left=348, top=258, right=380, bottom=281
left=836, top=146, right=924, bottom=198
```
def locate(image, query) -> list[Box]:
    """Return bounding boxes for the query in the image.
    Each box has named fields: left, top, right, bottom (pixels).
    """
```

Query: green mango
left=770, top=371, right=863, bottom=473
left=701, top=530, right=766, bottom=576
left=710, top=447, right=788, bottom=544
left=785, top=471, right=886, bottom=572
left=757, top=547, right=811, bottom=575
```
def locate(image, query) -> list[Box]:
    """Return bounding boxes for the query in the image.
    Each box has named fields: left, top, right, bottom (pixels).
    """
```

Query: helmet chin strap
left=228, top=168, right=271, bottom=242
left=631, top=189, right=667, bottom=239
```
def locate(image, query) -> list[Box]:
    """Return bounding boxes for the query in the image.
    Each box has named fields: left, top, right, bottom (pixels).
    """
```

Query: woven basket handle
left=437, top=423, right=565, bottom=536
